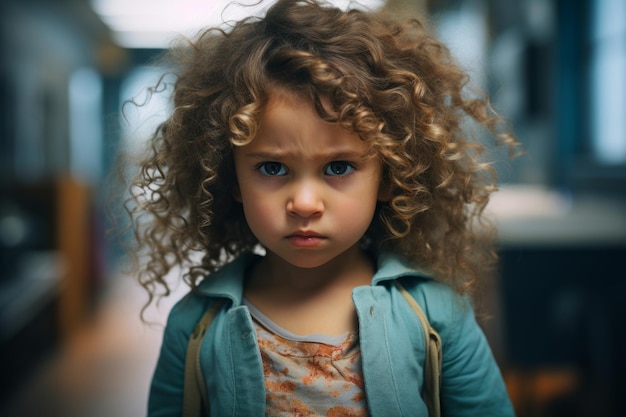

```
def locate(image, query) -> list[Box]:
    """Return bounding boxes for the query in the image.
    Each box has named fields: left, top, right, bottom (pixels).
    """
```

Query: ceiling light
left=90, top=0, right=386, bottom=48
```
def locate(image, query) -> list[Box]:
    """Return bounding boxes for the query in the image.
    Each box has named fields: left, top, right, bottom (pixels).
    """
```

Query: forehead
left=239, top=90, right=370, bottom=158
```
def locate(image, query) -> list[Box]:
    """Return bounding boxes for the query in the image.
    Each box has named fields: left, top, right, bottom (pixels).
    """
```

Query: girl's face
left=233, top=91, right=385, bottom=269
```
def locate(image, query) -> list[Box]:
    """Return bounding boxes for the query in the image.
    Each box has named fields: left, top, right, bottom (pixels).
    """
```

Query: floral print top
left=245, top=300, right=369, bottom=417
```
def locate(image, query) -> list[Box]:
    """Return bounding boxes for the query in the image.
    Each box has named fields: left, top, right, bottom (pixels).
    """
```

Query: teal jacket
left=148, top=252, right=515, bottom=416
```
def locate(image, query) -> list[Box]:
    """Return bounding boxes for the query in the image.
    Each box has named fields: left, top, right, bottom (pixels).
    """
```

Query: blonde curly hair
left=122, top=0, right=519, bottom=311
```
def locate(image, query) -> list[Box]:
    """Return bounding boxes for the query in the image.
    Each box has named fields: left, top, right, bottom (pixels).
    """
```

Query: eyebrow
left=242, top=150, right=369, bottom=161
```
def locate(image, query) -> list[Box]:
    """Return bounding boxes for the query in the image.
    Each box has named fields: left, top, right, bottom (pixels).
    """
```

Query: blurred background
left=0, top=0, right=624, bottom=416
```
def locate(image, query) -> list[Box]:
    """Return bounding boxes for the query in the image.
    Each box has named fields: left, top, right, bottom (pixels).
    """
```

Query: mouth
left=288, top=230, right=324, bottom=238
left=285, top=231, right=327, bottom=247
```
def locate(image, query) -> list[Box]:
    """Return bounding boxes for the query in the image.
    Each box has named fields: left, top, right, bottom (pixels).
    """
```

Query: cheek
left=240, top=190, right=278, bottom=229
left=337, top=190, right=378, bottom=226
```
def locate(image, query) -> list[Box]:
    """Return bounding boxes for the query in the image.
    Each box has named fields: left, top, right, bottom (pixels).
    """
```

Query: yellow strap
left=183, top=300, right=224, bottom=417
left=395, top=281, right=442, bottom=417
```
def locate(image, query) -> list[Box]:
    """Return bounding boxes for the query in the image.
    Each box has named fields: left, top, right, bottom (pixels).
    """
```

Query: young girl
left=125, top=0, right=519, bottom=415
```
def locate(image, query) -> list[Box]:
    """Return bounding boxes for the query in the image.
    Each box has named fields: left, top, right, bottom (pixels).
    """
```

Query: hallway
left=0, top=272, right=183, bottom=417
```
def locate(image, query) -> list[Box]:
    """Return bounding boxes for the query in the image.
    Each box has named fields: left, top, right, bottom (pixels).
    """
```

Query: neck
left=250, top=246, right=375, bottom=297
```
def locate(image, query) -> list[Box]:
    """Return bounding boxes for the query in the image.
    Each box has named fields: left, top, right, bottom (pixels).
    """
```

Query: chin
left=272, top=250, right=338, bottom=270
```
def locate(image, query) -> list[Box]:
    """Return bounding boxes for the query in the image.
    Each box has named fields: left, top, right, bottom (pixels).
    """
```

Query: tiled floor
left=0, top=273, right=185, bottom=417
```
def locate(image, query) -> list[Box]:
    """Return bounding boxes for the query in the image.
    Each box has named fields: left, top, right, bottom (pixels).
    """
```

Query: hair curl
left=122, top=0, right=519, bottom=312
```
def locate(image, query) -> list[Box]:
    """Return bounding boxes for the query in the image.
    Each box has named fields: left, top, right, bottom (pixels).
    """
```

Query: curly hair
left=122, top=0, right=519, bottom=311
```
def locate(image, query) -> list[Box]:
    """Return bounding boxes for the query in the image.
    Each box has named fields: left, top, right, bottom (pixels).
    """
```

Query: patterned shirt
left=245, top=300, right=369, bottom=417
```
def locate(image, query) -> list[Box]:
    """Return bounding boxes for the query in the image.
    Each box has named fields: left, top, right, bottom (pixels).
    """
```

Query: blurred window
left=589, top=0, right=626, bottom=164
left=69, top=67, right=103, bottom=184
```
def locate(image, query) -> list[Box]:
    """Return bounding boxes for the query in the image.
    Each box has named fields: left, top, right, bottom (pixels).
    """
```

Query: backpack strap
left=394, top=281, right=443, bottom=417
left=183, top=299, right=224, bottom=417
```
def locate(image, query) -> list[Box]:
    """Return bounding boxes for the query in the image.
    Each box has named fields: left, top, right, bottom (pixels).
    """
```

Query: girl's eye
left=325, top=161, right=355, bottom=176
left=258, top=162, right=287, bottom=176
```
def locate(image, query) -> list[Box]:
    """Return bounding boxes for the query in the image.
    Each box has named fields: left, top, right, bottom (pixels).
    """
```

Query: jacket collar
left=372, top=251, right=433, bottom=285
left=197, top=251, right=433, bottom=306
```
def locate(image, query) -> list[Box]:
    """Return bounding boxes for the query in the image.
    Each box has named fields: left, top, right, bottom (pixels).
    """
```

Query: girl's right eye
left=258, top=162, right=287, bottom=176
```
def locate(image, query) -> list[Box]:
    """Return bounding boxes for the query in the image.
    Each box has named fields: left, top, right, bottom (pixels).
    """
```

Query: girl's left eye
left=324, top=161, right=355, bottom=176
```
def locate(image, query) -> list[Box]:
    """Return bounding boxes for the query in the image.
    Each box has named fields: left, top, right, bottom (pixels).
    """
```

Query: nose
left=287, top=180, right=324, bottom=218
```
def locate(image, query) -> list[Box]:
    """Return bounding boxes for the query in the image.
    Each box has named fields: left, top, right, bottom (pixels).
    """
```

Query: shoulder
left=375, top=252, right=469, bottom=322
left=160, top=292, right=216, bottom=348
left=163, top=252, right=259, bottom=337
left=396, top=277, right=469, bottom=322
left=369, top=251, right=475, bottom=354
left=397, top=278, right=468, bottom=316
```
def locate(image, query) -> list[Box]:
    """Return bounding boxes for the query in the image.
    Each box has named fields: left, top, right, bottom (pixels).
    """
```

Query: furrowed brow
left=243, top=150, right=368, bottom=161
left=242, top=151, right=292, bottom=160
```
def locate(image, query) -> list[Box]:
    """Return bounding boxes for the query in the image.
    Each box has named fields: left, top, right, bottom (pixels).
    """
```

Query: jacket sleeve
left=147, top=295, right=205, bottom=417
left=439, top=295, right=515, bottom=416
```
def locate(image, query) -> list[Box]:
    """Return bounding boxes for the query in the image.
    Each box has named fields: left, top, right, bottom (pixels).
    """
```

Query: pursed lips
left=285, top=231, right=327, bottom=247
